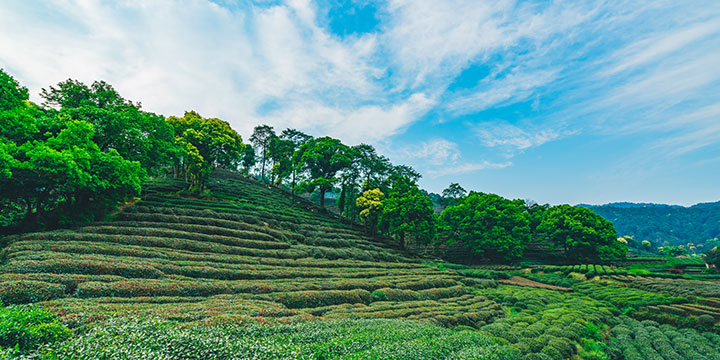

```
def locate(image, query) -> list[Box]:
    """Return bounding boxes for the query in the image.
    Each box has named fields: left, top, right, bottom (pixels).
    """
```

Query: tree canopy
left=1, top=69, right=145, bottom=231
left=538, top=205, right=627, bottom=263
left=167, top=111, right=244, bottom=190
left=294, top=137, right=351, bottom=208
left=379, top=176, right=436, bottom=249
left=440, top=192, right=530, bottom=262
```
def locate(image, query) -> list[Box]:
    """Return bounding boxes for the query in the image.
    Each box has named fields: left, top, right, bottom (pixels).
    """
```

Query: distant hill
left=580, top=201, right=720, bottom=249
left=577, top=202, right=683, bottom=209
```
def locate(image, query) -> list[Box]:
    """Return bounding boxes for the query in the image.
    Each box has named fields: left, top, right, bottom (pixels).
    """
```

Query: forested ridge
left=583, top=202, right=720, bottom=250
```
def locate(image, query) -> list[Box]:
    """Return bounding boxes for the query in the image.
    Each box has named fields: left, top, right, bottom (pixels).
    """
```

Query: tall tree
left=440, top=192, right=530, bottom=262
left=294, top=137, right=351, bottom=208
left=241, top=145, right=256, bottom=175
left=441, top=183, right=466, bottom=206
left=356, top=188, right=384, bottom=235
left=538, top=205, right=627, bottom=263
left=250, top=125, right=275, bottom=182
left=525, top=200, right=549, bottom=239
left=267, top=136, right=295, bottom=186
left=39, top=79, right=176, bottom=175
left=379, top=176, right=436, bottom=249
left=167, top=111, right=244, bottom=190
left=280, top=128, right=312, bottom=194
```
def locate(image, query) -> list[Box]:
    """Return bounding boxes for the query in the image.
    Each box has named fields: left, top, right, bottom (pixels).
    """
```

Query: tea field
left=1, top=170, right=720, bottom=359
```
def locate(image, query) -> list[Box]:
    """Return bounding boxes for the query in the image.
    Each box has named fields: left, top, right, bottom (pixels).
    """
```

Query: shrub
left=0, top=305, right=72, bottom=354
left=0, top=281, right=65, bottom=305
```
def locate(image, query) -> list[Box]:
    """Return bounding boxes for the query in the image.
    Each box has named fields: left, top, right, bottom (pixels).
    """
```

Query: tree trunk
left=260, top=149, right=266, bottom=182
left=399, top=233, right=405, bottom=250
left=319, top=187, right=325, bottom=208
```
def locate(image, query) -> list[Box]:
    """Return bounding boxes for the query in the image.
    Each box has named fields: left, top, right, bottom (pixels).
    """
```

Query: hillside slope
left=0, top=170, right=499, bottom=326
left=581, top=202, right=720, bottom=248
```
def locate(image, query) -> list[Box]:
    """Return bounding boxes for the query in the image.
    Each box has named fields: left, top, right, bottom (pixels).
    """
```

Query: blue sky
left=1, top=0, right=719, bottom=205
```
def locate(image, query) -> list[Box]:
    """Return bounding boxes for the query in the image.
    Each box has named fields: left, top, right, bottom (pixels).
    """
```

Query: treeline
left=0, top=69, right=243, bottom=232
left=0, top=69, right=626, bottom=264
left=242, top=126, right=626, bottom=264
left=583, top=202, right=720, bottom=251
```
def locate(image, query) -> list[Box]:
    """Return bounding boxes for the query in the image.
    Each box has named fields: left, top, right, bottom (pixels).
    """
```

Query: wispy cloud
left=397, top=138, right=460, bottom=166
left=426, top=161, right=512, bottom=177
left=446, top=69, right=558, bottom=116
left=0, top=0, right=422, bottom=144
left=474, top=122, right=565, bottom=152
left=389, top=138, right=510, bottom=177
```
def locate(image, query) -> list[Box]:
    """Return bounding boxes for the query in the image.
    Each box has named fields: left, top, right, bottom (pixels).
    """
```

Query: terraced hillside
left=0, top=170, right=500, bottom=327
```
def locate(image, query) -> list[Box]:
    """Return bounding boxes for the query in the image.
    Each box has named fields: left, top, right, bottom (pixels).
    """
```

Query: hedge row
left=608, top=317, right=720, bottom=360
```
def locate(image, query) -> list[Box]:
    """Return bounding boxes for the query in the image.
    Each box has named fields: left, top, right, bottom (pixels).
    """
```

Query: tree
left=379, top=176, right=436, bottom=249
left=390, top=164, right=421, bottom=184
left=440, top=192, right=530, bottom=262
left=525, top=201, right=549, bottom=238
left=250, top=125, right=275, bottom=182
left=267, top=136, right=295, bottom=186
left=294, top=137, right=351, bottom=208
left=441, top=183, right=466, bottom=206
left=641, top=240, right=652, bottom=250
left=356, top=188, right=384, bottom=235
left=167, top=111, right=244, bottom=190
left=538, top=205, right=627, bottom=263
left=241, top=145, right=256, bottom=175
left=704, top=246, right=720, bottom=269
left=40, top=79, right=176, bottom=175
left=2, top=119, right=144, bottom=229
left=280, top=128, right=312, bottom=193
left=354, top=144, right=391, bottom=187
left=657, top=246, right=689, bottom=257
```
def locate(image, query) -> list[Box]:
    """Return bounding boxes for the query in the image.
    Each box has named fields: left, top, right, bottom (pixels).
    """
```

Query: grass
left=34, top=318, right=518, bottom=359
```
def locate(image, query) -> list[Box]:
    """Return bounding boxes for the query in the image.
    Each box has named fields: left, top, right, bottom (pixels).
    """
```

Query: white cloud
left=382, top=0, right=595, bottom=90
left=427, top=161, right=512, bottom=177
left=474, top=122, right=562, bottom=151
left=446, top=69, right=558, bottom=115
left=603, top=20, right=720, bottom=76
left=398, top=138, right=460, bottom=166
left=0, top=0, right=419, bottom=145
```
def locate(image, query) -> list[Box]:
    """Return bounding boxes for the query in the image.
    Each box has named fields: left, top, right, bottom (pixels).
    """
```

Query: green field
left=2, top=171, right=720, bottom=359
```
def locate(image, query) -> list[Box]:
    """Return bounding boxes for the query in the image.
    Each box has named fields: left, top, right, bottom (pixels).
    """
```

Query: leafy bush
left=38, top=318, right=517, bottom=359
left=0, top=304, right=71, bottom=354
left=0, top=281, right=65, bottom=305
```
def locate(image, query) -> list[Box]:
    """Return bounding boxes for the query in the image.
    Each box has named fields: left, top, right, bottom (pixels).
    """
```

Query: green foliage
left=441, top=182, right=466, bottom=206
left=440, top=192, right=530, bottom=261
left=379, top=176, right=436, bottom=248
left=37, top=318, right=514, bottom=359
left=658, top=245, right=689, bottom=257
left=609, top=316, right=720, bottom=360
left=0, top=281, right=66, bottom=305
left=0, top=304, right=71, bottom=355
left=294, top=136, right=351, bottom=207
left=584, top=202, right=720, bottom=250
left=706, top=246, right=720, bottom=268
left=1, top=117, right=144, bottom=230
left=40, top=78, right=176, bottom=175
left=249, top=124, right=275, bottom=181
left=167, top=111, right=244, bottom=190
left=356, top=188, right=384, bottom=234
left=538, top=205, right=627, bottom=263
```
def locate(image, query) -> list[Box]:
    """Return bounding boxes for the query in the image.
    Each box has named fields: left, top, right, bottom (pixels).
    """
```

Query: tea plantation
left=2, top=171, right=720, bottom=359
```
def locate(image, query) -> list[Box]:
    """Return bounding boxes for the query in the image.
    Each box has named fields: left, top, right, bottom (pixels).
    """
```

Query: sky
left=1, top=0, right=719, bottom=206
